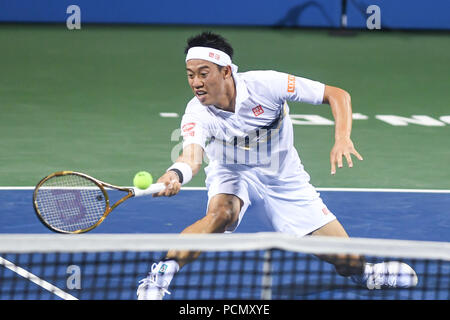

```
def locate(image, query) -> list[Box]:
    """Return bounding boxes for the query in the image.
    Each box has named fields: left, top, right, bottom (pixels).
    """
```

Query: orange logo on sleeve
left=287, top=75, right=296, bottom=93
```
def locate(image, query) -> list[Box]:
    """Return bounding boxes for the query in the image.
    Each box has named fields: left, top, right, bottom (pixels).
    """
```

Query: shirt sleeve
left=261, top=70, right=325, bottom=105
left=180, top=112, right=209, bottom=150
left=289, top=74, right=325, bottom=105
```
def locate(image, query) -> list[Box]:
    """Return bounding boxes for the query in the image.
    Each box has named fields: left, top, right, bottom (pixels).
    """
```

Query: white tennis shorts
left=204, top=162, right=336, bottom=236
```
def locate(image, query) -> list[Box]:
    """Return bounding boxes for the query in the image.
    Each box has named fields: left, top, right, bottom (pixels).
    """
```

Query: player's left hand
left=330, top=137, right=363, bottom=175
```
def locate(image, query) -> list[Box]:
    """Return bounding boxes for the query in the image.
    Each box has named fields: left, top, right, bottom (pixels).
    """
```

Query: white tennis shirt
left=180, top=70, right=325, bottom=182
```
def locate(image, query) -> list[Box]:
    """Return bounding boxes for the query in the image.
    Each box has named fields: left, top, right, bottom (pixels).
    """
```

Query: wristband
left=167, top=162, right=193, bottom=185
left=169, top=168, right=183, bottom=184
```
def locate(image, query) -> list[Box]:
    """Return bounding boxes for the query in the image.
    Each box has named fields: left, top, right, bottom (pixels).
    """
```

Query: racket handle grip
left=133, top=183, right=166, bottom=197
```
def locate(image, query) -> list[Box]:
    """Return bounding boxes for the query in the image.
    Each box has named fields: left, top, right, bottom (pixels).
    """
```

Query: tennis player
left=137, top=32, right=418, bottom=299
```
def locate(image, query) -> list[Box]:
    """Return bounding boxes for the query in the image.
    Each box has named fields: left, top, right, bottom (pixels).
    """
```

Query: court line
left=317, top=187, right=450, bottom=193
left=0, top=256, right=78, bottom=300
left=1, top=186, right=449, bottom=193
left=181, top=187, right=450, bottom=193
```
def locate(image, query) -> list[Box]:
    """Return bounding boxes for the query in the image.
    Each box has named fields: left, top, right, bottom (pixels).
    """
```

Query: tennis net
left=0, top=233, right=448, bottom=300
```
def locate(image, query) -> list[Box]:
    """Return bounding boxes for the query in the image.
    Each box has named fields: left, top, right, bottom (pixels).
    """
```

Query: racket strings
left=35, top=174, right=107, bottom=232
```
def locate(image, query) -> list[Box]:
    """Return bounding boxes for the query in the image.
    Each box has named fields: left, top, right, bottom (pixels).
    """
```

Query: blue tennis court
left=0, top=188, right=449, bottom=300
left=1, top=188, right=449, bottom=240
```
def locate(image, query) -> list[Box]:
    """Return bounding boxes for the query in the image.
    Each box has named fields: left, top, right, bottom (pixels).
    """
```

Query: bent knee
left=208, top=208, right=236, bottom=228
left=206, top=196, right=242, bottom=231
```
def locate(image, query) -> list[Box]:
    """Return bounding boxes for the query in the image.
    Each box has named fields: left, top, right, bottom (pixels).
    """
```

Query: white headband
left=186, top=46, right=238, bottom=73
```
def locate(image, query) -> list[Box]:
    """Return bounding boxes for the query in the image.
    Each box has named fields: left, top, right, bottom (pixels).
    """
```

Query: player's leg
left=264, top=187, right=418, bottom=290
left=311, top=218, right=418, bottom=289
left=165, top=193, right=243, bottom=268
left=310, top=219, right=366, bottom=277
left=267, top=192, right=366, bottom=277
left=137, top=193, right=243, bottom=300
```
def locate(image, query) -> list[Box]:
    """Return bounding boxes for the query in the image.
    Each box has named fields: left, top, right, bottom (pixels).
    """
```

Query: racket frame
left=33, top=171, right=140, bottom=234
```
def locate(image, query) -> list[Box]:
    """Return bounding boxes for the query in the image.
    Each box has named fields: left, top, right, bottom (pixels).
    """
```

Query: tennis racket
left=33, top=171, right=165, bottom=234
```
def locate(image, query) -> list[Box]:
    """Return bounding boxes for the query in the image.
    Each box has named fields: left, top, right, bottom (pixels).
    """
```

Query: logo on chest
left=252, top=105, right=264, bottom=117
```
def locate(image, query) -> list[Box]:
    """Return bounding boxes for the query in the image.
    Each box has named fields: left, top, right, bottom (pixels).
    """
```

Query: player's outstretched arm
left=153, top=143, right=204, bottom=197
left=323, top=85, right=363, bottom=175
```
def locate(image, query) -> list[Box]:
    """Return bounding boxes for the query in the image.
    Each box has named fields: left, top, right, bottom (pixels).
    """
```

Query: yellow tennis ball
left=133, top=171, right=153, bottom=189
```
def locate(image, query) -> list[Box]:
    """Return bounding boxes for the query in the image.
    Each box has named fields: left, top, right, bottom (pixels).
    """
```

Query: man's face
left=186, top=59, right=226, bottom=106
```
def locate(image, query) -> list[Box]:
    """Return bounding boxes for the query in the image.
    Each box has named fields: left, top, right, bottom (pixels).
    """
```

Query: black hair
left=184, top=32, right=234, bottom=59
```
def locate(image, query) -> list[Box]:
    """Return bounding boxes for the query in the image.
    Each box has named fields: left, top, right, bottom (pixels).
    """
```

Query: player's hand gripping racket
left=33, top=171, right=165, bottom=234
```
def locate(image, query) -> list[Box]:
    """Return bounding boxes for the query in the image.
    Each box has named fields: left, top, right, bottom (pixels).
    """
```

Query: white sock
left=154, top=260, right=180, bottom=287
left=362, top=263, right=374, bottom=279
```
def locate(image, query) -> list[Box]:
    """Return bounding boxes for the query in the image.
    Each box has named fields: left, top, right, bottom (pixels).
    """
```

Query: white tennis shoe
left=137, top=263, right=171, bottom=300
left=353, top=261, right=418, bottom=289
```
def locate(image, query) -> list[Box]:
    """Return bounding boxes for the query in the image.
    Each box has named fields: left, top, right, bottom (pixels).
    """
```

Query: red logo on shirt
left=182, top=122, right=196, bottom=136
left=322, top=207, right=330, bottom=215
left=252, top=105, right=264, bottom=117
